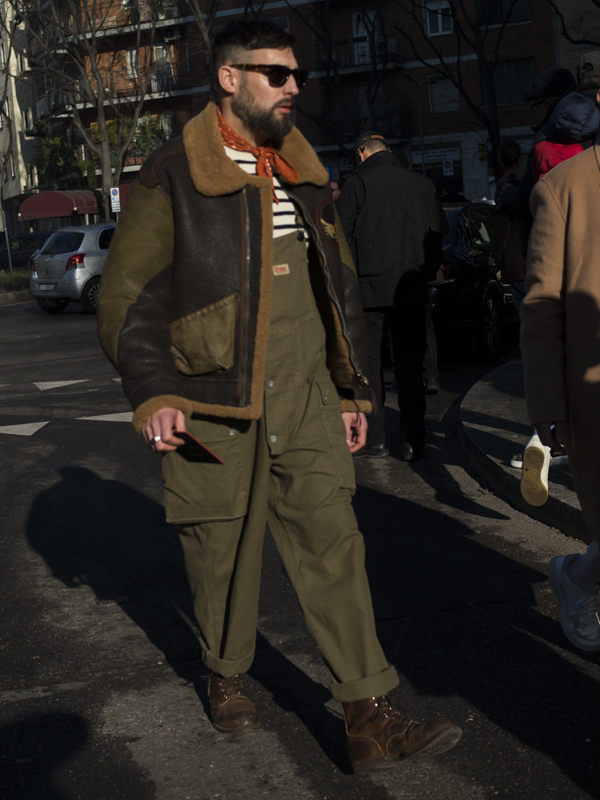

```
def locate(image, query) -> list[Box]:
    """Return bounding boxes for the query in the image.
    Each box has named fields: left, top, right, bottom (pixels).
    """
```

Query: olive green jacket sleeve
left=97, top=182, right=194, bottom=429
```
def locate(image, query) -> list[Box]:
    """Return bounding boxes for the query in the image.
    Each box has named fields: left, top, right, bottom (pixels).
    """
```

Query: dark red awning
left=19, top=190, right=99, bottom=221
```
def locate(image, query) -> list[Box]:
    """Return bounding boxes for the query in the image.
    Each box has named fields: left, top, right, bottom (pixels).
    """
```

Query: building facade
left=2, top=0, right=599, bottom=237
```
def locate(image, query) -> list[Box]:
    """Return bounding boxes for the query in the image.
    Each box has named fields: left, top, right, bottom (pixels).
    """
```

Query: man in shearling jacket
left=98, top=20, right=461, bottom=772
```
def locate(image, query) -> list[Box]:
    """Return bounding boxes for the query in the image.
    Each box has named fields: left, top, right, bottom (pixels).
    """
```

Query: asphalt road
left=1, top=300, right=599, bottom=800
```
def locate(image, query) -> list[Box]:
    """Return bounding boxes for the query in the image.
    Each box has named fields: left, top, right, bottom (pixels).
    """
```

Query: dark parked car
left=0, top=232, right=52, bottom=271
left=430, top=202, right=518, bottom=358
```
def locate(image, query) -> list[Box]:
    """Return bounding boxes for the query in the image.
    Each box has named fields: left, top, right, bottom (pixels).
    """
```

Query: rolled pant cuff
left=203, top=649, right=254, bottom=678
left=329, top=665, right=399, bottom=703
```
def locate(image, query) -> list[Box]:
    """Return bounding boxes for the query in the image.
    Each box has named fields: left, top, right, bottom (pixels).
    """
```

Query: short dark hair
left=498, top=140, right=521, bottom=167
left=212, top=20, right=295, bottom=80
left=362, top=139, right=389, bottom=156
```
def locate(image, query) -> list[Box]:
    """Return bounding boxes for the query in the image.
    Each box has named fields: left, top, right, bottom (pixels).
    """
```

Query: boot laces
left=211, top=673, right=244, bottom=700
left=370, top=695, right=395, bottom=722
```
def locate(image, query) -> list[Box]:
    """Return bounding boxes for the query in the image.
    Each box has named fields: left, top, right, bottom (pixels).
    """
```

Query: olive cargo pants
left=162, top=232, right=398, bottom=702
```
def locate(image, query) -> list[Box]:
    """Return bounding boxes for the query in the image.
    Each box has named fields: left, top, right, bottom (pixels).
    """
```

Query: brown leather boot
left=208, top=673, right=261, bottom=733
left=343, top=696, right=462, bottom=774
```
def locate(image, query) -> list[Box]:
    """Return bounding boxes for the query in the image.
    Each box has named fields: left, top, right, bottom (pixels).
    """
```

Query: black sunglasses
left=229, top=63, right=309, bottom=89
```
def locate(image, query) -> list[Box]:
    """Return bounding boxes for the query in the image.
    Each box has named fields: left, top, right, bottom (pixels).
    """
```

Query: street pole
left=417, top=80, right=426, bottom=176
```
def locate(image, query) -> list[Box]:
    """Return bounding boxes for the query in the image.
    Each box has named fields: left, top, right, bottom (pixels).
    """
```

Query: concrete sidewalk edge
left=0, top=289, right=32, bottom=305
left=458, top=364, right=590, bottom=545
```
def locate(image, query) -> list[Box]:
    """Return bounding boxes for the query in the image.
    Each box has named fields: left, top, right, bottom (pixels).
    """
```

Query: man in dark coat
left=337, top=133, right=444, bottom=461
left=490, top=140, right=527, bottom=316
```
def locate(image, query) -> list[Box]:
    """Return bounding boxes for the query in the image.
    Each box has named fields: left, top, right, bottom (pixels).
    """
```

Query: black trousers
left=363, top=305, right=427, bottom=448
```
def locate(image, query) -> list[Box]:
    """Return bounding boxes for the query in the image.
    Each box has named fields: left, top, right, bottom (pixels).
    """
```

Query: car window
left=442, top=209, right=461, bottom=248
left=98, top=228, right=115, bottom=250
left=42, top=231, right=85, bottom=255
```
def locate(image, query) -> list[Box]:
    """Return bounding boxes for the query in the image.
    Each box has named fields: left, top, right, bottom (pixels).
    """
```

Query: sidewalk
left=458, top=360, right=590, bottom=544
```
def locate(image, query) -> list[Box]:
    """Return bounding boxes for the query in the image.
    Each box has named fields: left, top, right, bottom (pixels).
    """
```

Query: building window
left=161, top=109, right=174, bottom=139
left=425, top=1, right=453, bottom=37
left=477, top=0, right=532, bottom=25
left=353, top=11, right=376, bottom=66
left=126, top=48, right=139, bottom=80
left=483, top=58, right=535, bottom=106
left=152, top=44, right=174, bottom=92
left=0, top=43, right=5, bottom=71
left=266, top=16, right=290, bottom=33
left=429, top=74, right=459, bottom=112
left=10, top=152, right=15, bottom=180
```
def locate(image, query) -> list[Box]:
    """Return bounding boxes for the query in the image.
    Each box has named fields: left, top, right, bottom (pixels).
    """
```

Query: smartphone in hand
left=174, top=431, right=224, bottom=464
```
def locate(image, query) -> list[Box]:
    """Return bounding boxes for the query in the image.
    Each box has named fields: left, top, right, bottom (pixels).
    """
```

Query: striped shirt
left=224, top=146, right=308, bottom=240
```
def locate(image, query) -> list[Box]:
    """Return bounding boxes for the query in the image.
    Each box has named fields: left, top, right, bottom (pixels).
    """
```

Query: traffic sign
left=443, top=159, right=454, bottom=176
left=110, top=187, right=120, bottom=212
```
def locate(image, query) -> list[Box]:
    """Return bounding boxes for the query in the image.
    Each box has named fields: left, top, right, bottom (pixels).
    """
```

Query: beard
left=231, top=78, right=294, bottom=143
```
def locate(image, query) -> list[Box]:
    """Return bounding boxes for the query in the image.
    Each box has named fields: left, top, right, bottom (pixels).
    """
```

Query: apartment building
left=2, top=0, right=597, bottom=235
left=199, top=0, right=574, bottom=198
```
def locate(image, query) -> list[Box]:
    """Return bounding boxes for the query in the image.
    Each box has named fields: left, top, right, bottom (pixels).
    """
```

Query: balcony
left=315, top=38, right=403, bottom=73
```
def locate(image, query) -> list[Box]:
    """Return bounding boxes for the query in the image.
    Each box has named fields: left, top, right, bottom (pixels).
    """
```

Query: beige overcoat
left=521, top=143, right=600, bottom=540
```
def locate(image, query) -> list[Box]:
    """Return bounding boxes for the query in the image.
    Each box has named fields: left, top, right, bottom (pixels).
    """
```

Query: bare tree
left=388, top=0, right=524, bottom=179
left=548, top=0, right=600, bottom=47
left=283, top=0, right=403, bottom=157
left=11, top=0, right=164, bottom=219
left=186, top=0, right=220, bottom=91
left=0, top=4, right=20, bottom=260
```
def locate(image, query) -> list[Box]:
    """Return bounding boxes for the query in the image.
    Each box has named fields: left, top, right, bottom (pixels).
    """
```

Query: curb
left=0, top=290, right=32, bottom=306
left=458, top=363, right=589, bottom=544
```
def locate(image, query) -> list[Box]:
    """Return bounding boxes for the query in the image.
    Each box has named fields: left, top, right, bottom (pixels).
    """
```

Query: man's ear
left=218, top=64, right=236, bottom=96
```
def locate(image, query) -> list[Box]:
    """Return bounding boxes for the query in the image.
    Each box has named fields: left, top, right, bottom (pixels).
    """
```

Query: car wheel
left=476, top=291, right=502, bottom=359
left=36, top=297, right=69, bottom=314
left=81, top=277, right=100, bottom=314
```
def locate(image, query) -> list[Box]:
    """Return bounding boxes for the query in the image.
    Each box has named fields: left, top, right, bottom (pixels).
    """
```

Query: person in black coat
left=337, top=132, right=445, bottom=461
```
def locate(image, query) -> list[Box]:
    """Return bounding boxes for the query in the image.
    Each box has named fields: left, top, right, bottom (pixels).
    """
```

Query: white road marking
left=113, top=378, right=122, bottom=383
left=0, top=421, right=50, bottom=436
left=34, top=380, right=90, bottom=391
left=77, top=412, right=133, bottom=422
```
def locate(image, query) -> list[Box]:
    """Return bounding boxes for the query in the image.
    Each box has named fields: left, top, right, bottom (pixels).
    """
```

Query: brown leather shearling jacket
left=98, top=102, right=373, bottom=432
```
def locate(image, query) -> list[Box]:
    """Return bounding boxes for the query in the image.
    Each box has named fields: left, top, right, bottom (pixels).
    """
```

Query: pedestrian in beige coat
left=521, top=120, right=600, bottom=653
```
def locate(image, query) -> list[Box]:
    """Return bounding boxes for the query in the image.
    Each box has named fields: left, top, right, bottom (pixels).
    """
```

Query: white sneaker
left=510, top=451, right=568, bottom=469
left=520, top=434, right=551, bottom=506
left=548, top=555, right=600, bottom=652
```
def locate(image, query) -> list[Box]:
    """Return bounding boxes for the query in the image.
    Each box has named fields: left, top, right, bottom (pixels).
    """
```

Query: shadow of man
left=26, top=466, right=206, bottom=694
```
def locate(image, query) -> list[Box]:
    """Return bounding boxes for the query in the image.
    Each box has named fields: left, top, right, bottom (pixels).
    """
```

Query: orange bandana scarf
left=217, top=106, right=298, bottom=203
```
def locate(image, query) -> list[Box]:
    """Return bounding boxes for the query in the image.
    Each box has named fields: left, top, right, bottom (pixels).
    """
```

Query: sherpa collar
left=182, top=101, right=329, bottom=197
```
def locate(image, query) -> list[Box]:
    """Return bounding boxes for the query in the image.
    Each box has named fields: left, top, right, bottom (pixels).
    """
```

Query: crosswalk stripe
left=76, top=412, right=133, bottom=422
left=0, top=421, right=50, bottom=436
left=34, top=380, right=90, bottom=391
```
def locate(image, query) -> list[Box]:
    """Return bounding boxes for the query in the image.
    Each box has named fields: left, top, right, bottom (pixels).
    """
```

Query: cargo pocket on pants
left=315, top=376, right=356, bottom=492
left=161, top=418, right=250, bottom=524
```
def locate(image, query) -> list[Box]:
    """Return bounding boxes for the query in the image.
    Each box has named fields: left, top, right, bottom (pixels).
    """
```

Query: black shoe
left=424, top=376, right=439, bottom=394
left=402, top=442, right=424, bottom=462
left=352, top=443, right=390, bottom=460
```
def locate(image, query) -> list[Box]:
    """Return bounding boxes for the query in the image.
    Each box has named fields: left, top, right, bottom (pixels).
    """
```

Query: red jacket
left=532, top=140, right=584, bottom=181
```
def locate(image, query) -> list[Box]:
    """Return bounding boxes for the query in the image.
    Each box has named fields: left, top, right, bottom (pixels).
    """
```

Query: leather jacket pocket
left=170, top=293, right=238, bottom=376
left=162, top=418, right=250, bottom=524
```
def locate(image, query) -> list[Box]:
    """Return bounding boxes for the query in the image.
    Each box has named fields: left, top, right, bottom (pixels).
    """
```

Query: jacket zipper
left=284, top=190, right=369, bottom=387
left=241, top=188, right=252, bottom=405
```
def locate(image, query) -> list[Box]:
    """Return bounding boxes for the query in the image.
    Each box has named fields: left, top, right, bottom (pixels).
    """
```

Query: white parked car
left=30, top=223, right=116, bottom=314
